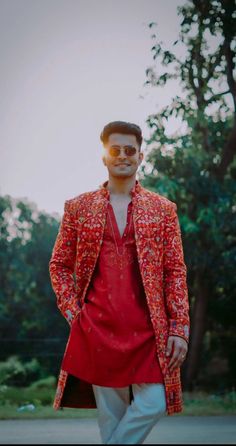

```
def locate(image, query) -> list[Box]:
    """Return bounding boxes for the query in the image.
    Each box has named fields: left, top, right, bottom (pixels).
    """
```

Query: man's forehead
left=107, top=133, right=138, bottom=145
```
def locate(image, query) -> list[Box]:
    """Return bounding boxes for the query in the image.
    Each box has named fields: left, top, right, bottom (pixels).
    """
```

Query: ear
left=138, top=151, right=144, bottom=164
left=102, top=155, right=107, bottom=166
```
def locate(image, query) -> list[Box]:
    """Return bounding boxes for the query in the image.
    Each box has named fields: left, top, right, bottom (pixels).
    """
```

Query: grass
left=0, top=385, right=235, bottom=419
left=0, top=405, right=97, bottom=420
left=0, top=384, right=98, bottom=419
left=181, top=390, right=236, bottom=416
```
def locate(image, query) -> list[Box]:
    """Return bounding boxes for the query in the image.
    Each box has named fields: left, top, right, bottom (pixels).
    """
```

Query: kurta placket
left=60, top=198, right=163, bottom=387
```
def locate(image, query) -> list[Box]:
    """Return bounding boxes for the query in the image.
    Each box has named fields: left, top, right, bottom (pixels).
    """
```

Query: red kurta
left=61, top=200, right=163, bottom=386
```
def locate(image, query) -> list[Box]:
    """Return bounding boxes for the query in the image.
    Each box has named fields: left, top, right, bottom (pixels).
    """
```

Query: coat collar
left=99, top=179, right=143, bottom=200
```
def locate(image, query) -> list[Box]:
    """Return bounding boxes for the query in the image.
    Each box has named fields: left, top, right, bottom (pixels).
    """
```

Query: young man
left=49, top=120, right=190, bottom=444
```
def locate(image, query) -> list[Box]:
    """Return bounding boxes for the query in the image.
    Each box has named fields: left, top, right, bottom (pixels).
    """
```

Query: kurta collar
left=99, top=179, right=142, bottom=199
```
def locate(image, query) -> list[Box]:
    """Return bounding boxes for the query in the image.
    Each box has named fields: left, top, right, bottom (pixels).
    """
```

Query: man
left=49, top=120, right=190, bottom=444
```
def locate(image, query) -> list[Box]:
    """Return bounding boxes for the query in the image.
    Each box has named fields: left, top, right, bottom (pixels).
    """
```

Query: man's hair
left=100, top=120, right=143, bottom=147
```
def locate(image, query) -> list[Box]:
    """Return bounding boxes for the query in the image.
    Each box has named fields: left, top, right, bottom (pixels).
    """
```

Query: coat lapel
left=132, top=186, right=164, bottom=292
left=75, top=190, right=109, bottom=304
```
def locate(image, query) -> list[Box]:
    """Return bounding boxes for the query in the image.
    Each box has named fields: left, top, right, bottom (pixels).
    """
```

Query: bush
left=29, top=376, right=56, bottom=390
left=0, top=356, right=43, bottom=387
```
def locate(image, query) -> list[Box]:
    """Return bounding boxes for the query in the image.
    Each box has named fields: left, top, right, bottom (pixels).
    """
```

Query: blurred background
left=0, top=0, right=235, bottom=412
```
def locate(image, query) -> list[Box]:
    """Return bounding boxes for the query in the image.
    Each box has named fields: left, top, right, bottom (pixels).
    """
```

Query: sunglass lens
left=126, top=147, right=137, bottom=156
left=109, top=147, right=120, bottom=157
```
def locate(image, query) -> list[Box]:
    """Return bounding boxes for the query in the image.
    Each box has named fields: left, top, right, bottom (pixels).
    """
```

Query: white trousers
left=92, top=383, right=167, bottom=444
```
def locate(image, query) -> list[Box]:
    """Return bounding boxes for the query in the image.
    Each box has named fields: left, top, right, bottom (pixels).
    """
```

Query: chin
left=113, top=173, right=134, bottom=179
left=109, top=167, right=136, bottom=178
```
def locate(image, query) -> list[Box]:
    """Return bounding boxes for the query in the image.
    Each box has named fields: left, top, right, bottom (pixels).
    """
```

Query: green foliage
left=29, top=376, right=56, bottom=390
left=0, top=195, right=69, bottom=378
left=0, top=356, right=42, bottom=387
left=142, top=0, right=236, bottom=390
left=182, top=390, right=236, bottom=415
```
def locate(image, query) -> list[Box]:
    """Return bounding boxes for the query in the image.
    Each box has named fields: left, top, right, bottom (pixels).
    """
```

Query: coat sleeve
left=49, top=199, right=81, bottom=325
left=163, top=202, right=190, bottom=343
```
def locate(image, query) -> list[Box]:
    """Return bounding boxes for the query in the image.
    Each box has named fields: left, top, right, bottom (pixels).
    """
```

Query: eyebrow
left=110, top=144, right=136, bottom=149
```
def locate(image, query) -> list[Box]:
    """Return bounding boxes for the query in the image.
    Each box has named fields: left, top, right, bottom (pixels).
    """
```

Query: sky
left=1, top=0, right=186, bottom=216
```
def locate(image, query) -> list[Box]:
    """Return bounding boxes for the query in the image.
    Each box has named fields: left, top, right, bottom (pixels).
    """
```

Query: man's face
left=102, top=133, right=143, bottom=179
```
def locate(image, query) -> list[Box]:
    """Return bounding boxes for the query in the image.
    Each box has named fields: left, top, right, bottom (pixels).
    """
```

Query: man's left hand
left=166, top=335, right=188, bottom=373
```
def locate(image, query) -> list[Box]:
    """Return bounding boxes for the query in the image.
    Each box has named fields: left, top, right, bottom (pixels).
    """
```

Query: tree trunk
left=182, top=272, right=209, bottom=390
left=216, top=122, right=236, bottom=179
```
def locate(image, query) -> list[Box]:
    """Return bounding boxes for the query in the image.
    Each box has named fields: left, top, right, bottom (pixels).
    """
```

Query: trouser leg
left=93, top=383, right=167, bottom=444
left=107, top=383, right=167, bottom=444
left=92, top=384, right=130, bottom=444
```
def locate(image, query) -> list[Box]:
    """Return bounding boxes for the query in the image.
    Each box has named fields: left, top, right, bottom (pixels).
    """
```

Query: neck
left=106, top=175, right=137, bottom=196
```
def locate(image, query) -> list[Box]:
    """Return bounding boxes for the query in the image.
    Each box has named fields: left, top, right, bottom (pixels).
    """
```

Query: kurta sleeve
left=163, top=202, right=190, bottom=343
left=49, top=199, right=81, bottom=325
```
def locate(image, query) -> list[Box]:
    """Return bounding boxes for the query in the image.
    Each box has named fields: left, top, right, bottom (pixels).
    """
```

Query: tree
left=0, top=195, right=69, bottom=379
left=141, top=0, right=236, bottom=390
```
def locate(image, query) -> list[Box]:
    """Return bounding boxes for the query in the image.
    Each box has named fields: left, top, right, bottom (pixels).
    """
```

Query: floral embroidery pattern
left=49, top=181, right=190, bottom=415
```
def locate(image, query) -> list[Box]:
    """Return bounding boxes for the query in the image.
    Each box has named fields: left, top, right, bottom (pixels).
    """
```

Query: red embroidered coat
left=49, top=181, right=190, bottom=415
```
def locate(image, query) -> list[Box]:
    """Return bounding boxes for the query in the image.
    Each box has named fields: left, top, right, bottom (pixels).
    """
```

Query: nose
left=117, top=148, right=127, bottom=158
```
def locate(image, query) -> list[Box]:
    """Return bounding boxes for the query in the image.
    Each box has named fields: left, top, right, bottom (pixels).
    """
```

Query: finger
left=180, top=351, right=186, bottom=362
left=168, top=349, right=179, bottom=370
left=166, top=337, right=174, bottom=357
left=168, top=338, right=179, bottom=367
left=169, top=351, right=186, bottom=372
left=168, top=343, right=184, bottom=370
left=169, top=360, right=179, bottom=372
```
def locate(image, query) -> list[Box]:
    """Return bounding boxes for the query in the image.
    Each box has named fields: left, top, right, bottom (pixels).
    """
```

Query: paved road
left=0, top=416, right=235, bottom=444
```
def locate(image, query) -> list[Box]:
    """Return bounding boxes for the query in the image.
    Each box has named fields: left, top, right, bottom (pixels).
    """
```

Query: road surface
left=0, top=416, right=235, bottom=444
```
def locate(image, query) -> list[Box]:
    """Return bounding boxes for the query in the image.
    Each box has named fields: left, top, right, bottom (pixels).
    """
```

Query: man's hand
left=166, top=335, right=188, bottom=373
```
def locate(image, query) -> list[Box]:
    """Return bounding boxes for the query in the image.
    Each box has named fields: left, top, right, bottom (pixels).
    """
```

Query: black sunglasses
left=108, top=146, right=138, bottom=157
